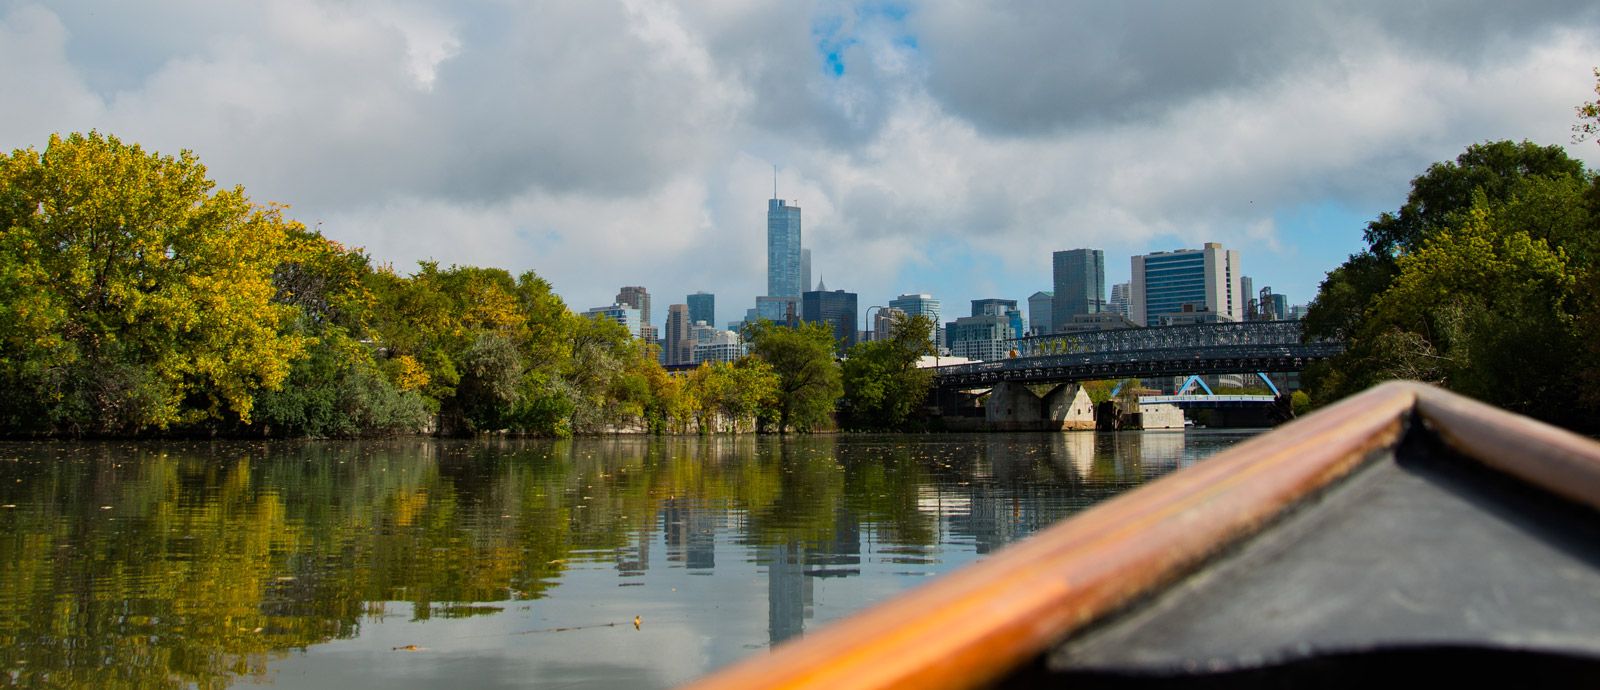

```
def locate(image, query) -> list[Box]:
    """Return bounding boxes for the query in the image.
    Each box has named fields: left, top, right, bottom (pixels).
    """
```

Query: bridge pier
left=984, top=382, right=1095, bottom=431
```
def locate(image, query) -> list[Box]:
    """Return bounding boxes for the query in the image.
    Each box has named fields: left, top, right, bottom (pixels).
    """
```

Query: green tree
left=840, top=314, right=936, bottom=430
left=1362, top=140, right=1586, bottom=257
left=1576, top=67, right=1600, bottom=146
left=1302, top=138, right=1593, bottom=413
left=0, top=132, right=308, bottom=434
left=741, top=319, right=842, bottom=432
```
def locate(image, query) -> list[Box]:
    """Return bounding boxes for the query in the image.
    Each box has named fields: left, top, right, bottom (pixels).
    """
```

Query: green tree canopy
left=1302, top=133, right=1599, bottom=431
left=0, top=132, right=308, bottom=434
left=742, top=319, right=843, bottom=432
left=840, top=313, right=936, bottom=431
left=1362, top=139, right=1586, bottom=257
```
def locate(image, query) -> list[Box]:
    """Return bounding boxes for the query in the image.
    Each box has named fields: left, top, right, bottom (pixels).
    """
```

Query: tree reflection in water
left=0, top=431, right=1255, bottom=688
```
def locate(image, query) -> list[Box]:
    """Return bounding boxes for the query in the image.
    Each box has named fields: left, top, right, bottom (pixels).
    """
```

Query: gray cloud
left=912, top=0, right=1599, bottom=136
left=2, top=0, right=1597, bottom=320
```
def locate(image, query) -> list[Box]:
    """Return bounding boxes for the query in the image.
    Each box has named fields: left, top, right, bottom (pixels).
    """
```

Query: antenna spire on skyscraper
left=773, top=164, right=778, bottom=199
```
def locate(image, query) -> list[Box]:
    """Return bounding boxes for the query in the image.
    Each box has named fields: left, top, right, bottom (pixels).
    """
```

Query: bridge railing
left=1008, top=320, right=1319, bottom=358
left=930, top=340, right=1344, bottom=384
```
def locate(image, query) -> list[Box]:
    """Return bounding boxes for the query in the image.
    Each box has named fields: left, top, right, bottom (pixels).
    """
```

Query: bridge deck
left=932, top=322, right=1341, bottom=389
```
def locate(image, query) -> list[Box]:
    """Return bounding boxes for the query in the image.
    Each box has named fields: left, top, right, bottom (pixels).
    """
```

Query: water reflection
left=0, top=431, right=1256, bottom=689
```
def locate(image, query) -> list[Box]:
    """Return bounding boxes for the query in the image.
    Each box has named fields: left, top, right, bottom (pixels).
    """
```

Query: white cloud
left=3, top=0, right=1598, bottom=317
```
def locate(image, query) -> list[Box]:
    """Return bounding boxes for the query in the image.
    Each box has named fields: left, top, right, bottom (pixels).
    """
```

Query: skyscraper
left=1108, top=283, right=1132, bottom=320
left=664, top=304, right=692, bottom=366
left=768, top=199, right=803, bottom=299
left=585, top=304, right=641, bottom=338
left=616, top=286, right=651, bottom=332
left=870, top=306, right=905, bottom=342
left=801, top=249, right=813, bottom=293
left=970, top=298, right=1018, bottom=317
left=1052, top=249, right=1105, bottom=333
left=1129, top=242, right=1242, bottom=326
left=803, top=289, right=858, bottom=354
left=1027, top=291, right=1053, bottom=335
left=687, top=292, right=714, bottom=328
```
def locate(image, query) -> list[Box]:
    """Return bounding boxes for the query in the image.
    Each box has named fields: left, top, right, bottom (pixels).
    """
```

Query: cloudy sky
left=5, top=1, right=1599, bottom=327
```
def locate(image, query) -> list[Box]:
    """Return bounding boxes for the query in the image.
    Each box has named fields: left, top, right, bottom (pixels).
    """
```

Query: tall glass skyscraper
left=687, top=292, right=714, bottom=328
left=768, top=199, right=803, bottom=299
left=802, top=289, right=858, bottom=354
left=1052, top=248, right=1105, bottom=333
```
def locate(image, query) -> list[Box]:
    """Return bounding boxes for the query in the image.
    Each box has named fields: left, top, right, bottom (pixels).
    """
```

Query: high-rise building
left=1129, top=242, right=1243, bottom=326
left=1052, top=249, right=1105, bottom=333
left=687, top=292, right=714, bottom=328
left=1027, top=291, right=1053, bottom=335
left=1108, top=283, right=1132, bottom=321
left=664, top=304, right=692, bottom=366
left=585, top=304, right=641, bottom=337
left=616, top=286, right=651, bottom=332
left=803, top=289, right=858, bottom=354
left=970, top=298, right=1018, bottom=317
left=694, top=330, right=748, bottom=365
left=801, top=249, right=812, bottom=294
left=1240, top=277, right=1254, bottom=313
left=945, top=313, right=1016, bottom=362
left=755, top=296, right=799, bottom=326
left=768, top=199, right=803, bottom=299
left=870, top=306, right=906, bottom=342
left=888, top=293, right=942, bottom=349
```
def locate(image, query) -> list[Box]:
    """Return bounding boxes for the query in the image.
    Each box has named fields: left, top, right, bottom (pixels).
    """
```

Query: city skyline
left=7, top=4, right=1598, bottom=325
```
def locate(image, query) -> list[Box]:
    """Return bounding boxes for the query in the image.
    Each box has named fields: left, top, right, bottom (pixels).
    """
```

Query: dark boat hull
left=680, top=381, right=1600, bottom=689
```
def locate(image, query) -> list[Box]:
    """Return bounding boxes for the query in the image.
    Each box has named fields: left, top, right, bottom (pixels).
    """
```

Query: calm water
left=0, top=430, right=1259, bottom=689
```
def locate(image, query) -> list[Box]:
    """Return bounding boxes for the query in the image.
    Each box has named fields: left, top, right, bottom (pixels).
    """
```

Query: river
left=0, top=429, right=1260, bottom=689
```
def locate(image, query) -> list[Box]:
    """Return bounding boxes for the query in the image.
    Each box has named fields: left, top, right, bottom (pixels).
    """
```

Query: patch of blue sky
left=811, top=2, right=917, bottom=79
left=1250, top=201, right=1374, bottom=306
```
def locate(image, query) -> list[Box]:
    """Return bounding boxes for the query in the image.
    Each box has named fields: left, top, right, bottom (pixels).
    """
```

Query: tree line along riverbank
left=5, top=71, right=1600, bottom=439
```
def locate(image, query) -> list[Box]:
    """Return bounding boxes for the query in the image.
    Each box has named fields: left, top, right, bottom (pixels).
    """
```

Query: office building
left=945, top=313, right=1016, bottom=362
left=691, top=320, right=720, bottom=346
left=663, top=304, right=692, bottom=366
left=1027, top=291, right=1053, bottom=335
left=1052, top=249, right=1105, bottom=333
left=970, top=298, right=1018, bottom=317
left=889, top=293, right=941, bottom=348
left=694, top=330, right=748, bottom=365
left=1129, top=242, right=1243, bottom=326
left=768, top=199, right=803, bottom=299
left=1108, top=283, right=1132, bottom=321
left=756, top=296, right=799, bottom=326
left=803, top=289, right=858, bottom=354
left=1030, top=289, right=1056, bottom=336
left=585, top=304, right=642, bottom=338
left=687, top=292, right=714, bottom=329
left=869, top=306, right=906, bottom=342
left=616, top=286, right=651, bottom=332
left=801, top=249, right=812, bottom=295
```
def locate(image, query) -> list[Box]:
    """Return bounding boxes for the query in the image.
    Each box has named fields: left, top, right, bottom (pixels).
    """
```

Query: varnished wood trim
left=681, top=381, right=1422, bottom=690
left=1415, top=385, right=1600, bottom=511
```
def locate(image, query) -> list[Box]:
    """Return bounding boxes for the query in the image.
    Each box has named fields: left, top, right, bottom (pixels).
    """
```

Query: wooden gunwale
left=682, top=381, right=1460, bottom=690
left=1414, top=386, right=1600, bottom=511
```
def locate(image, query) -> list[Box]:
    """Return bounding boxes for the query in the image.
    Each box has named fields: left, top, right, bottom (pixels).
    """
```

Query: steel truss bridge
left=931, top=321, right=1342, bottom=390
